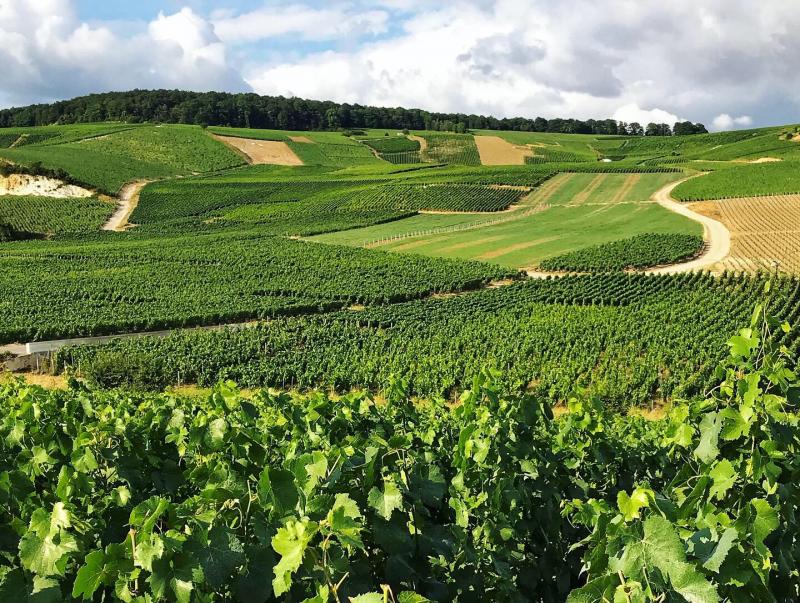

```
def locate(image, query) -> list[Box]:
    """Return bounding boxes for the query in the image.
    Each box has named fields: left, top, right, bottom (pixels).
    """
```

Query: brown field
left=213, top=135, right=304, bottom=165
left=288, top=135, right=313, bottom=143
left=474, top=135, right=533, bottom=165
left=694, top=195, right=800, bottom=273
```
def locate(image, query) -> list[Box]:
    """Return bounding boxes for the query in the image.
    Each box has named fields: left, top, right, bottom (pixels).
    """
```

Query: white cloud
left=244, top=0, right=800, bottom=126
left=0, top=1, right=246, bottom=109
left=612, top=104, right=681, bottom=126
left=712, top=113, right=754, bottom=131
left=213, top=5, right=389, bottom=43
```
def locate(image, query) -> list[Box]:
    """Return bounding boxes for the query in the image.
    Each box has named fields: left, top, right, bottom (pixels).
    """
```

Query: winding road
left=646, top=176, right=730, bottom=274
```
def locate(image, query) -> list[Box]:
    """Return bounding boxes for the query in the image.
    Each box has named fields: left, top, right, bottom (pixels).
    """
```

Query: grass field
left=313, top=172, right=694, bottom=268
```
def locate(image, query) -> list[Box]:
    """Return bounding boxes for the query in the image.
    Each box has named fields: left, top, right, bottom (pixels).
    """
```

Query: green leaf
left=71, top=447, right=98, bottom=473
left=398, top=593, right=432, bottom=603
left=719, top=407, right=751, bottom=441
left=207, top=417, right=227, bottom=448
left=751, top=499, right=779, bottom=558
left=642, top=516, right=719, bottom=603
left=259, top=468, right=299, bottom=517
left=566, top=575, right=617, bottom=603
left=617, top=487, right=652, bottom=522
left=19, top=506, right=79, bottom=577
left=708, top=460, right=736, bottom=500
left=368, top=479, right=403, bottom=520
left=728, top=329, right=759, bottom=359
left=272, top=518, right=317, bottom=597
left=702, top=528, right=737, bottom=573
left=129, top=498, right=169, bottom=535
left=30, top=576, right=62, bottom=603
left=72, top=550, right=108, bottom=600
left=694, top=412, right=722, bottom=464
left=349, top=594, right=384, bottom=603
left=198, top=525, right=245, bottom=589
left=171, top=577, right=193, bottom=603
left=134, top=534, right=164, bottom=572
left=328, top=493, right=364, bottom=550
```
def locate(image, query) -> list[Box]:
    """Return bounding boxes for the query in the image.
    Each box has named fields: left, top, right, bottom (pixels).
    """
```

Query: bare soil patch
left=474, top=135, right=533, bottom=166
left=213, top=135, right=303, bottom=166
left=735, top=157, right=783, bottom=164
left=0, top=174, right=93, bottom=198
left=288, top=135, right=313, bottom=143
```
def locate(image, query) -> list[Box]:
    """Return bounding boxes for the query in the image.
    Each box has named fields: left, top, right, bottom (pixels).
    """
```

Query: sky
left=1, top=0, right=798, bottom=130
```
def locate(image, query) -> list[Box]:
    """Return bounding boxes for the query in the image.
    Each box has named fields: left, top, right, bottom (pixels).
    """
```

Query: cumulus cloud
left=0, top=1, right=247, bottom=108
left=2, top=0, right=800, bottom=129
left=612, top=104, right=681, bottom=126
left=712, top=114, right=754, bottom=131
left=244, top=0, right=800, bottom=126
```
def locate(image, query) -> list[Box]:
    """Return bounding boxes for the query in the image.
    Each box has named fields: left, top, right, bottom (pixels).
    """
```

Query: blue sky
left=2, top=1, right=799, bottom=130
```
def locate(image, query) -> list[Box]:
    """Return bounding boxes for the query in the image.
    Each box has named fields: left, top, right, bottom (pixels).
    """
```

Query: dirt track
left=103, top=181, right=148, bottom=231
left=646, top=177, right=730, bottom=274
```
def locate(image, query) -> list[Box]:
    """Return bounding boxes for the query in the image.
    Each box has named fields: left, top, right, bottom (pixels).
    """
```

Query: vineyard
left=673, top=161, right=800, bottom=200
left=705, top=195, right=800, bottom=273
left=3, top=302, right=800, bottom=600
left=0, top=231, right=512, bottom=344
left=56, top=273, right=800, bottom=409
left=0, top=125, right=245, bottom=193
left=538, top=233, right=704, bottom=272
left=0, top=195, right=115, bottom=236
left=418, top=133, right=482, bottom=165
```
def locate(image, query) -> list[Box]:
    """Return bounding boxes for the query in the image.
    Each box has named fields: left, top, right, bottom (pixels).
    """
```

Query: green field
left=312, top=172, right=695, bottom=269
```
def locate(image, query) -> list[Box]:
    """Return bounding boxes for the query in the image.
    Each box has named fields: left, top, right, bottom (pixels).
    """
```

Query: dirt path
left=408, top=135, right=428, bottom=160
left=103, top=181, right=148, bottom=231
left=646, top=177, right=730, bottom=274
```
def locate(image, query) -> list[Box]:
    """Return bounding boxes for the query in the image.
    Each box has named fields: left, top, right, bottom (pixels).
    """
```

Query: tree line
left=0, top=89, right=707, bottom=136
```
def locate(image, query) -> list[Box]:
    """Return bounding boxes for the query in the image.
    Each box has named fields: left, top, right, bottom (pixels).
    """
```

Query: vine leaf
left=368, top=479, right=403, bottom=520
left=694, top=412, right=722, bottom=464
left=751, top=499, right=779, bottom=558
left=272, top=518, right=317, bottom=597
left=198, top=526, right=245, bottom=590
left=72, top=550, right=108, bottom=600
left=708, top=460, right=736, bottom=500
left=702, top=528, right=738, bottom=573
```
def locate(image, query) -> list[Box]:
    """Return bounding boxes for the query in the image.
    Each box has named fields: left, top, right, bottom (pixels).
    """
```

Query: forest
left=0, top=90, right=707, bottom=137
